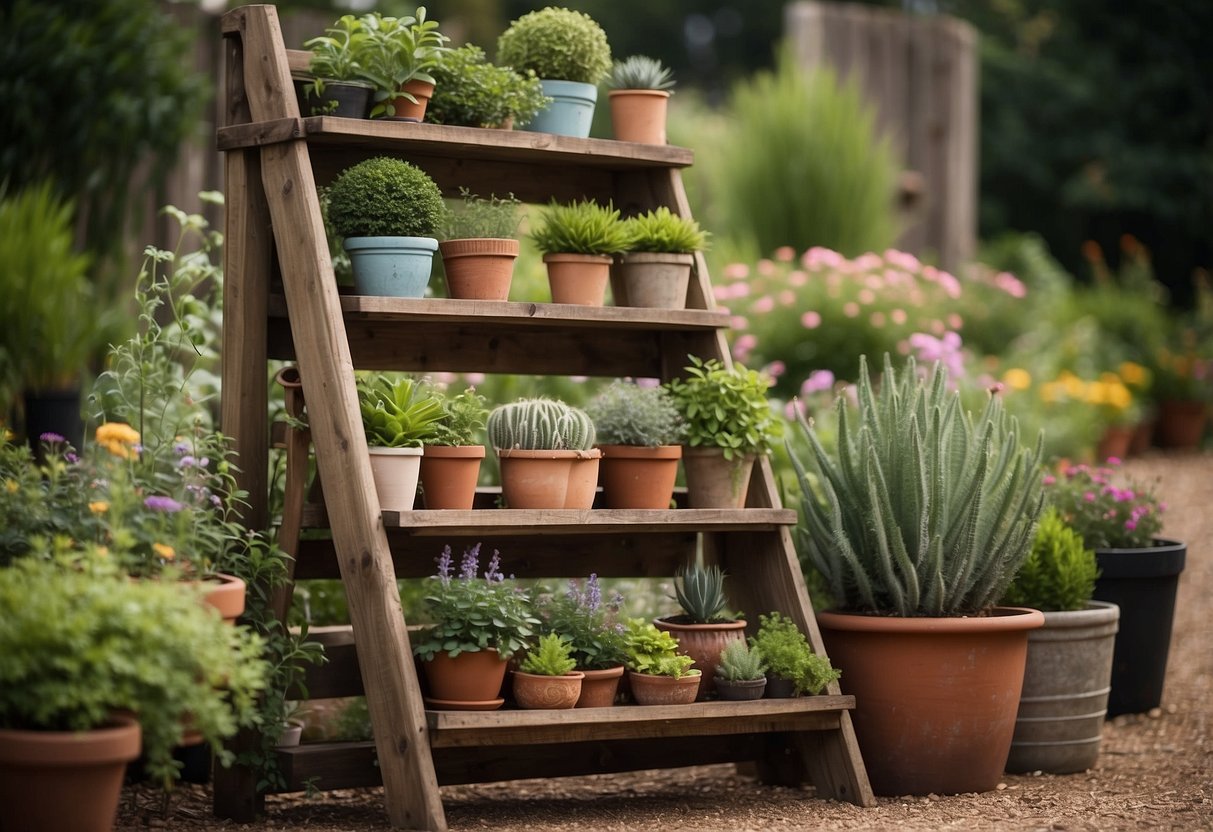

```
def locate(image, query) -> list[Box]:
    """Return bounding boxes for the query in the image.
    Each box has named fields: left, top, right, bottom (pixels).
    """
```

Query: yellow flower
left=4, top=479, right=17, bottom=494
left=96, top=546, right=109, bottom=558
left=88, top=500, right=109, bottom=515
left=1108, top=383, right=1132, bottom=410
left=152, top=543, right=176, bottom=560
left=2, top=428, right=12, bottom=442
left=1118, top=361, right=1148, bottom=386
left=1002, top=368, right=1032, bottom=391
left=95, top=422, right=141, bottom=458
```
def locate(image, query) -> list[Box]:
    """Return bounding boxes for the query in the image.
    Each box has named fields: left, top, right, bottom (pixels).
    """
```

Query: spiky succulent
left=606, top=55, right=674, bottom=91
left=673, top=562, right=731, bottom=623
left=487, top=398, right=595, bottom=451
left=716, top=640, right=766, bottom=682
left=791, top=355, right=1045, bottom=617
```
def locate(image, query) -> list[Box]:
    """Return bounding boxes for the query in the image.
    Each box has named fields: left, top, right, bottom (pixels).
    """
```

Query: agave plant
left=791, top=355, right=1045, bottom=617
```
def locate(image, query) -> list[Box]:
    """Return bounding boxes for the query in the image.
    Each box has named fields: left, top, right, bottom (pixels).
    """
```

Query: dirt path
left=118, top=452, right=1213, bottom=831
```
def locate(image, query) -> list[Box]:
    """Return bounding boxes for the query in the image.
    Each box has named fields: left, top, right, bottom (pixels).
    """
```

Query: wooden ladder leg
left=270, top=366, right=309, bottom=624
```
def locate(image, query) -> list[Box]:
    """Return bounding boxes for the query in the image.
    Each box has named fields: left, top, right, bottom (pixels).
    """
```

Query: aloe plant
left=791, top=355, right=1045, bottom=617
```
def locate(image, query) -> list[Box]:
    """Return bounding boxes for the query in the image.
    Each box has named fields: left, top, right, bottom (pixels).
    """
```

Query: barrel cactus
left=487, top=398, right=595, bottom=451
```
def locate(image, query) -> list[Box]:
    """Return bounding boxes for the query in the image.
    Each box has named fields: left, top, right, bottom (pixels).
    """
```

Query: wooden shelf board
left=379, top=508, right=797, bottom=535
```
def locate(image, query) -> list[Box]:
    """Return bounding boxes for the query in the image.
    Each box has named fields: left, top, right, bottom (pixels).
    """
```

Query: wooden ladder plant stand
left=215, top=6, right=874, bottom=829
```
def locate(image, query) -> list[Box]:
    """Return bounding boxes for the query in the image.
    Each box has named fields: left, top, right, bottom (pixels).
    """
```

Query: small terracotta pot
left=612, top=252, right=693, bottom=308
left=681, top=447, right=756, bottom=508
left=597, top=444, right=681, bottom=509
left=576, top=665, right=625, bottom=707
left=419, top=445, right=484, bottom=510
left=198, top=572, right=247, bottom=623
left=608, top=89, right=671, bottom=144
left=422, top=648, right=508, bottom=705
left=1095, top=425, right=1133, bottom=462
left=389, top=78, right=434, bottom=122
left=439, top=238, right=519, bottom=300
left=627, top=671, right=701, bottom=705
left=715, top=676, right=767, bottom=701
left=543, top=253, right=613, bottom=306
left=654, top=616, right=748, bottom=699
left=513, top=670, right=585, bottom=709
left=367, top=446, right=423, bottom=511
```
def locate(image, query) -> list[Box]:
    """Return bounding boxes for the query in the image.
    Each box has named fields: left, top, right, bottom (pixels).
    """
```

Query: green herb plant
left=441, top=188, right=523, bottom=240
left=537, top=574, right=627, bottom=670
left=1002, top=508, right=1099, bottom=612
left=585, top=380, right=684, bottom=447
left=358, top=375, right=444, bottom=448
left=326, top=157, right=445, bottom=239
left=356, top=9, right=450, bottom=118
left=621, top=207, right=708, bottom=254
left=607, top=55, right=675, bottom=91
left=303, top=14, right=370, bottom=97
left=427, top=386, right=489, bottom=447
left=750, top=612, right=839, bottom=695
left=622, top=618, right=698, bottom=679
left=496, top=7, right=612, bottom=85
left=530, top=199, right=629, bottom=256
left=665, top=356, right=781, bottom=460
left=519, top=632, right=577, bottom=676
left=427, top=44, right=549, bottom=128
left=716, top=639, right=767, bottom=682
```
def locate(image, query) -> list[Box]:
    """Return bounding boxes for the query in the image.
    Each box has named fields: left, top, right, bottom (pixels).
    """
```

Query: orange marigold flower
left=88, top=501, right=110, bottom=514
left=152, top=543, right=176, bottom=560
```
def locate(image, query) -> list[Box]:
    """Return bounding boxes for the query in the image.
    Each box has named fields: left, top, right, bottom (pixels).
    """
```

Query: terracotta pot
left=597, top=444, right=681, bottom=509
left=612, top=252, right=693, bottom=309
left=497, top=448, right=600, bottom=509
left=419, top=445, right=484, bottom=510
left=0, top=715, right=141, bottom=832
left=608, top=89, right=671, bottom=144
left=565, top=449, right=602, bottom=509
left=818, top=606, right=1045, bottom=796
left=439, top=238, right=519, bottom=300
left=513, top=670, right=585, bottom=709
left=715, top=676, right=767, bottom=701
left=388, top=78, right=434, bottom=121
left=654, top=616, right=747, bottom=699
left=367, top=446, right=423, bottom=511
left=1154, top=400, right=1207, bottom=448
left=627, top=671, right=701, bottom=705
left=422, top=649, right=508, bottom=707
left=576, top=665, right=625, bottom=707
left=198, top=573, right=247, bottom=623
left=543, top=253, right=613, bottom=306
left=1095, top=424, right=1133, bottom=462
left=681, top=447, right=756, bottom=508
left=1129, top=419, right=1154, bottom=455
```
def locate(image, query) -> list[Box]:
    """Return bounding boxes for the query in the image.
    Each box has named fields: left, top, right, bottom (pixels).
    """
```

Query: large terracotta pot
left=422, top=648, right=507, bottom=709
left=654, top=616, right=747, bottom=699
left=818, top=606, right=1044, bottom=796
left=627, top=671, right=701, bottom=705
left=608, top=89, right=671, bottom=144
left=419, top=445, right=484, bottom=510
left=543, top=253, right=613, bottom=306
left=367, top=446, right=423, bottom=511
left=612, top=252, right=693, bottom=308
left=497, top=448, right=600, bottom=509
left=597, top=444, right=681, bottom=509
left=565, top=449, right=602, bottom=509
left=1095, top=425, right=1133, bottom=462
left=0, top=715, right=141, bottom=832
left=681, top=447, right=756, bottom=508
left=575, top=665, right=624, bottom=708
left=513, top=670, right=585, bottom=709
left=439, top=238, right=519, bottom=300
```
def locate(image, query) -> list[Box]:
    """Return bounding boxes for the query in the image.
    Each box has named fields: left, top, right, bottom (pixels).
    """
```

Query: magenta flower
left=144, top=496, right=184, bottom=513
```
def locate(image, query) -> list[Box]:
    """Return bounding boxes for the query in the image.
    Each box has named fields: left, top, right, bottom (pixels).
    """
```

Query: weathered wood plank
left=381, top=508, right=797, bottom=533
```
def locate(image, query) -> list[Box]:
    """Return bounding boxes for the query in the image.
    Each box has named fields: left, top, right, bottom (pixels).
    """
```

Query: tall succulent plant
left=791, top=355, right=1045, bottom=617
left=487, top=398, right=595, bottom=451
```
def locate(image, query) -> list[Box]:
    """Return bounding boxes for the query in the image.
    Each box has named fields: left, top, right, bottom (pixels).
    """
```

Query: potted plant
left=301, top=14, right=374, bottom=117
left=621, top=618, right=701, bottom=705
left=356, top=9, right=449, bottom=121
left=419, top=385, right=489, bottom=510
left=793, top=354, right=1046, bottom=796
left=654, top=562, right=747, bottom=699
left=1044, top=459, right=1180, bottom=716
left=496, top=6, right=612, bottom=138
left=530, top=199, right=629, bottom=306
left=358, top=375, right=444, bottom=512
left=537, top=574, right=628, bottom=707
left=513, top=632, right=585, bottom=709
left=665, top=356, right=781, bottom=508
left=606, top=55, right=675, bottom=144
left=715, top=640, right=768, bottom=701
left=749, top=612, right=840, bottom=699
left=326, top=156, right=445, bottom=297
left=615, top=207, right=708, bottom=309
left=412, top=544, right=539, bottom=709
left=426, top=44, right=550, bottom=129
left=585, top=380, right=685, bottom=509
left=1001, top=509, right=1119, bottom=774
left=438, top=189, right=523, bottom=301
left=486, top=397, right=601, bottom=509
left=0, top=556, right=268, bottom=832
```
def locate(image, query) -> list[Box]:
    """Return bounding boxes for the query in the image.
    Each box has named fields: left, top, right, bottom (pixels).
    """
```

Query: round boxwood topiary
left=326, top=156, right=445, bottom=239
left=496, top=7, right=612, bottom=86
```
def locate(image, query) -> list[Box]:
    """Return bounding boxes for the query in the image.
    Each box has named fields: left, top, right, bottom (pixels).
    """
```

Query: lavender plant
left=537, top=573, right=627, bottom=670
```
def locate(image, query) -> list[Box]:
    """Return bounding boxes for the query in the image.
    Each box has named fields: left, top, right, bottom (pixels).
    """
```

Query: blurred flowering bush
left=1044, top=460, right=1164, bottom=549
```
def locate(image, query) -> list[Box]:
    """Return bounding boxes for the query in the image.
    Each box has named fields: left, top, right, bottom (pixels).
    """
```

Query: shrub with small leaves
left=750, top=612, right=839, bottom=695
left=326, top=156, right=445, bottom=238
left=717, top=639, right=767, bottom=682
left=519, top=632, right=577, bottom=676
left=496, top=7, right=612, bottom=85
left=427, top=44, right=549, bottom=128
left=622, top=207, right=708, bottom=254
left=586, top=380, right=684, bottom=447
left=1002, top=508, right=1099, bottom=612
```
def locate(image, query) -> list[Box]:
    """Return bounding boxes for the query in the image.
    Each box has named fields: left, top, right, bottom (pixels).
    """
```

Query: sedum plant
left=622, top=618, right=698, bottom=679
left=358, top=375, right=444, bottom=448
left=717, top=639, right=767, bottom=682
left=487, top=398, right=595, bottom=451
left=585, top=380, right=684, bottom=446
left=750, top=612, right=840, bottom=695
left=427, top=44, right=549, bottom=128
left=1002, top=508, right=1099, bottom=612
left=326, top=156, right=445, bottom=239
left=607, top=55, right=675, bottom=91
left=531, top=199, right=629, bottom=256
left=792, top=355, right=1045, bottom=617
left=519, top=632, right=577, bottom=676
left=621, top=207, right=708, bottom=254
left=672, top=562, right=735, bottom=624
left=496, top=7, right=612, bottom=85
left=665, top=356, right=781, bottom=460
left=441, top=188, right=522, bottom=240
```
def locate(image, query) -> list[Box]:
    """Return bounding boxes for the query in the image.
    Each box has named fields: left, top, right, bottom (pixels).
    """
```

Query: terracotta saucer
left=423, top=696, right=505, bottom=711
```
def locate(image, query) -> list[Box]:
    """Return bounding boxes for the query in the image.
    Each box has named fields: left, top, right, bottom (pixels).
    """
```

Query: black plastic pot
left=23, top=387, right=83, bottom=455
left=1093, top=538, right=1186, bottom=717
left=295, top=78, right=372, bottom=118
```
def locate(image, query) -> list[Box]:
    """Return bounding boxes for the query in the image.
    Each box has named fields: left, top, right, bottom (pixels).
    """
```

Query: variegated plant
left=791, top=355, right=1045, bottom=617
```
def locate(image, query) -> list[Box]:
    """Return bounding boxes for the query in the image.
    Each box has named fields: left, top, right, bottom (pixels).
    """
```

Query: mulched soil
left=117, top=451, right=1213, bottom=832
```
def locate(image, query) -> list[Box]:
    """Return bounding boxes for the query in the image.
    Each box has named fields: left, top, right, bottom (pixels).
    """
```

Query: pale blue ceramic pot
left=344, top=236, right=438, bottom=297
left=526, top=80, right=598, bottom=138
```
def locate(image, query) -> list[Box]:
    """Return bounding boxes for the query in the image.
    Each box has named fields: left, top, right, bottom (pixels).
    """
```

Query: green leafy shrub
left=326, top=157, right=445, bottom=238
left=750, top=612, right=839, bottom=694
left=519, top=632, right=577, bottom=676
left=427, top=386, right=489, bottom=447
left=441, top=188, right=522, bottom=240
left=622, top=618, right=698, bottom=679
left=1002, top=509, right=1099, bottom=612
left=585, top=380, right=684, bottom=446
left=607, top=55, right=674, bottom=91
left=622, top=207, right=708, bottom=254
left=358, top=375, right=444, bottom=448
left=496, top=7, right=612, bottom=85
left=354, top=9, right=450, bottom=117
left=531, top=199, right=629, bottom=256
left=487, top=398, right=596, bottom=450
left=665, top=357, right=781, bottom=459
left=304, top=14, right=370, bottom=88
left=716, top=639, right=767, bottom=682
left=537, top=574, right=627, bottom=670
left=792, top=355, right=1045, bottom=616
left=427, top=44, right=549, bottom=128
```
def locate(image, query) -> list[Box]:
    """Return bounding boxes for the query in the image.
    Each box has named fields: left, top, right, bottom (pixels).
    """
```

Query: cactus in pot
left=488, top=399, right=599, bottom=509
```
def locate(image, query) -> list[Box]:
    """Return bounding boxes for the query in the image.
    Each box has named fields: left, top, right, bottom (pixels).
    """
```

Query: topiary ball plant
left=1002, top=508, right=1099, bottom=612
left=326, top=156, right=444, bottom=239
left=496, top=7, right=612, bottom=85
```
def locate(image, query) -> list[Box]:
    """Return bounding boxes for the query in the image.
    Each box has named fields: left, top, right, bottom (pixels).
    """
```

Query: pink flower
left=1106, top=456, right=1122, bottom=466
left=1043, top=475, right=1056, bottom=485
left=752, top=295, right=775, bottom=313
left=801, top=369, right=836, bottom=396
left=773, top=245, right=796, bottom=262
left=464, top=372, right=486, bottom=385
left=784, top=399, right=806, bottom=420
left=779, top=290, right=795, bottom=305
left=730, top=315, right=749, bottom=330
left=763, top=360, right=786, bottom=379
left=1083, top=492, right=1096, bottom=502
left=723, top=263, right=749, bottom=280
left=870, top=311, right=886, bottom=328
left=947, top=313, right=963, bottom=330
left=757, top=259, right=777, bottom=276
left=787, top=270, right=807, bottom=287
left=843, top=302, right=860, bottom=318
left=858, top=288, right=876, bottom=305
left=801, top=310, right=822, bottom=329
left=891, top=308, right=907, bottom=325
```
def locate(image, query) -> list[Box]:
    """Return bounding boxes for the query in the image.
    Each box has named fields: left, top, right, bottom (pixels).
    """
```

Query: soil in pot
left=513, top=671, right=585, bottom=709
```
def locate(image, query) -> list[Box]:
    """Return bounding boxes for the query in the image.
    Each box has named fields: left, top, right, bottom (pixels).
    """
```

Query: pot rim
left=817, top=605, right=1045, bottom=634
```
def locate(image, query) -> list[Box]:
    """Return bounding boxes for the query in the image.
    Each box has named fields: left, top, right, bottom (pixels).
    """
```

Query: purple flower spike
left=435, top=545, right=453, bottom=583
left=65, top=452, right=80, bottom=464
left=460, top=544, right=480, bottom=581
left=586, top=573, right=602, bottom=612
left=174, top=442, right=190, bottom=456
left=144, top=496, right=184, bottom=513
left=485, top=550, right=503, bottom=583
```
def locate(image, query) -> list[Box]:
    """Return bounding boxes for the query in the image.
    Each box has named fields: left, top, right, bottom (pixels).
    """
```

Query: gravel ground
left=117, top=451, right=1213, bottom=831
